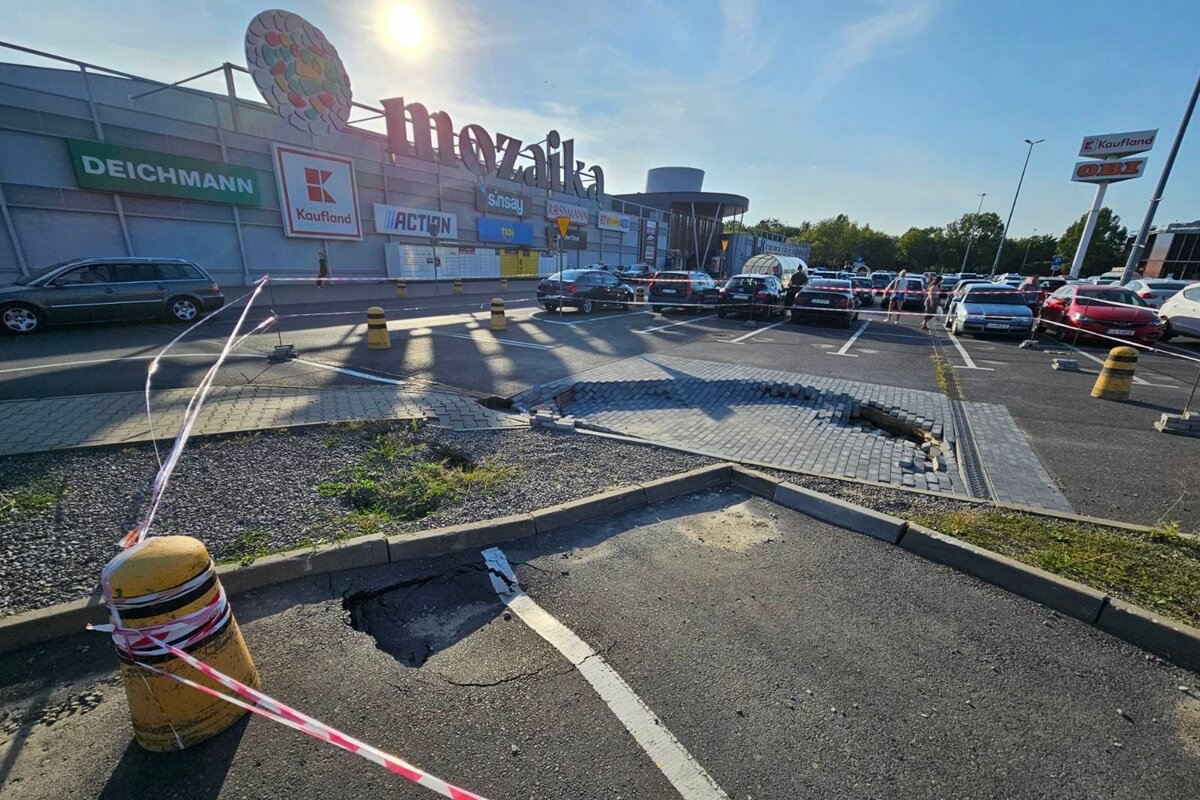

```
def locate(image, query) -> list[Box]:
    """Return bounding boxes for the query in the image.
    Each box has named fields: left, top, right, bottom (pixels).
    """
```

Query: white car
left=1157, top=283, right=1200, bottom=341
left=1126, top=278, right=1189, bottom=309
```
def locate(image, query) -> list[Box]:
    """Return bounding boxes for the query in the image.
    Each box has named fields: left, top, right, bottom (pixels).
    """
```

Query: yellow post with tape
left=367, top=306, right=390, bottom=349
left=395, top=280, right=406, bottom=298
left=635, top=285, right=646, bottom=305
left=101, top=536, right=259, bottom=751
left=453, top=278, right=463, bottom=295
left=1091, top=345, right=1138, bottom=401
left=500, top=277, right=508, bottom=292
left=490, top=297, right=506, bottom=331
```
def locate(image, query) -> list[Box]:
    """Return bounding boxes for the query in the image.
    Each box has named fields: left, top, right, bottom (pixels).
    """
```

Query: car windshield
left=545, top=270, right=584, bottom=282
left=727, top=276, right=764, bottom=289
left=965, top=288, right=1024, bottom=305
left=851, top=278, right=871, bottom=287
left=1076, top=289, right=1145, bottom=307
left=809, top=280, right=851, bottom=290
left=15, top=260, right=76, bottom=285
left=1147, top=281, right=1187, bottom=291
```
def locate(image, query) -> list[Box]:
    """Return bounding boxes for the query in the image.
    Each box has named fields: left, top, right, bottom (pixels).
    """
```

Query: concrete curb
left=730, top=465, right=780, bottom=498
left=1096, top=597, right=1200, bottom=674
left=217, top=535, right=389, bottom=596
left=387, top=514, right=536, bottom=561
left=532, top=485, right=647, bottom=534
left=773, top=481, right=908, bottom=543
left=640, top=464, right=731, bottom=504
left=898, top=524, right=1107, bottom=624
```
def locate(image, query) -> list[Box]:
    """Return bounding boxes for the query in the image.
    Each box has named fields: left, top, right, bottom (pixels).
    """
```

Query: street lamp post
left=960, top=192, right=987, bottom=272
left=1021, top=228, right=1038, bottom=270
left=992, top=138, right=1044, bottom=276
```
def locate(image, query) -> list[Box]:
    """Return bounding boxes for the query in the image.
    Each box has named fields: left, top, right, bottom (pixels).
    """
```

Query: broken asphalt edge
left=2, top=462, right=1196, bottom=676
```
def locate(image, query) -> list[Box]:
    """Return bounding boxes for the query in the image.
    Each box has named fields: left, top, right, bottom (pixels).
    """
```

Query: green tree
left=945, top=211, right=1004, bottom=272
left=1000, top=233, right=1058, bottom=274
left=799, top=214, right=862, bottom=266
left=856, top=225, right=897, bottom=267
left=897, top=226, right=945, bottom=271
left=1057, top=208, right=1128, bottom=277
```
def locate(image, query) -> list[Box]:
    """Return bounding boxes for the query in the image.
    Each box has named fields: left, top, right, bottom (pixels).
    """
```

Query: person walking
left=316, top=248, right=330, bottom=288
left=921, top=274, right=941, bottom=330
left=886, top=269, right=908, bottom=323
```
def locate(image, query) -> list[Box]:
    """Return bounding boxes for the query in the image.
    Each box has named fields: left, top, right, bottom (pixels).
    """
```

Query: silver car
left=948, top=283, right=1035, bottom=336
left=1, top=257, right=225, bottom=335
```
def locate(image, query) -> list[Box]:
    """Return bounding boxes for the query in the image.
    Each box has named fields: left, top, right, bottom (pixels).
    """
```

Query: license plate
left=732, top=294, right=748, bottom=300
left=811, top=298, right=831, bottom=305
left=660, top=289, right=677, bottom=295
left=985, top=322, right=1009, bottom=330
left=1106, top=328, right=1134, bottom=335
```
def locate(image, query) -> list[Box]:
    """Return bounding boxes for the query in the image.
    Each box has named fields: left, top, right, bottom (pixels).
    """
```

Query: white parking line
left=1060, top=343, right=1179, bottom=386
left=534, top=310, right=652, bottom=326
left=431, top=330, right=556, bottom=350
left=0, top=351, right=259, bottom=375
left=727, top=318, right=788, bottom=344
left=829, top=320, right=869, bottom=357
left=290, top=357, right=406, bottom=385
left=482, top=548, right=730, bottom=800
left=635, top=314, right=716, bottom=334
left=944, top=332, right=994, bottom=371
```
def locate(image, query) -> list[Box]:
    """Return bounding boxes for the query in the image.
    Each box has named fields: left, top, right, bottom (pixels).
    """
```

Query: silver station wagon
left=0, top=257, right=225, bottom=335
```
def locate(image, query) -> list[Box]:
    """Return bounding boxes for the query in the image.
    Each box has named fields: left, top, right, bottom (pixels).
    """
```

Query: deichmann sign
left=1078, top=129, right=1158, bottom=158
left=477, top=218, right=533, bottom=245
left=382, top=98, right=605, bottom=199
left=373, top=204, right=458, bottom=239
left=1070, top=157, right=1148, bottom=183
left=66, top=139, right=262, bottom=206
left=272, top=144, right=362, bottom=239
left=597, top=211, right=633, bottom=233
left=476, top=186, right=527, bottom=217
left=545, top=199, right=589, bottom=225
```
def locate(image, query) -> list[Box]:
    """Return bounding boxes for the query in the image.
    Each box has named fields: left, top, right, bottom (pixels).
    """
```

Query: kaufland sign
left=1078, top=129, right=1158, bottom=158
left=272, top=144, right=362, bottom=239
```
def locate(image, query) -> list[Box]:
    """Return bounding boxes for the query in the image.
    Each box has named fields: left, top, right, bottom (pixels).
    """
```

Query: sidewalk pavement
left=0, top=385, right=525, bottom=456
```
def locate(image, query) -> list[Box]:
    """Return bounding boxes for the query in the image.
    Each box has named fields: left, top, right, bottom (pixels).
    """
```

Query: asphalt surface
left=2, top=488, right=1198, bottom=799
left=3, top=293, right=1200, bottom=526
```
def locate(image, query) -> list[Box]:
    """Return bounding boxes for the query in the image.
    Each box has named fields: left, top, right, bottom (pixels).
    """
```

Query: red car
left=1036, top=284, right=1162, bottom=344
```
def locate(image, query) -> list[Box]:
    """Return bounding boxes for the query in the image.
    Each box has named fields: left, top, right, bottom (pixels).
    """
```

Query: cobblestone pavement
left=515, top=354, right=1073, bottom=512
left=0, top=385, right=525, bottom=455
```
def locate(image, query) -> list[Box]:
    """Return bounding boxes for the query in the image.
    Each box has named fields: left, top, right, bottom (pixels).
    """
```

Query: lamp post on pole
left=960, top=192, right=987, bottom=272
left=992, top=138, right=1044, bottom=276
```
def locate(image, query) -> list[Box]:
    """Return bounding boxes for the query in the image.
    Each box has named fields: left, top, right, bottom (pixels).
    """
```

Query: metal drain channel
left=928, top=332, right=995, bottom=500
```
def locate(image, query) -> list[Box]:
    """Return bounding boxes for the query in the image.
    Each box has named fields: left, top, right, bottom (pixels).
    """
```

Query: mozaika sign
left=382, top=97, right=605, bottom=199
left=66, top=140, right=262, bottom=205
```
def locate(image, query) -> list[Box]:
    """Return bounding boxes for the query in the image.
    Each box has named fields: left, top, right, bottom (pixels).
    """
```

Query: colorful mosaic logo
left=244, top=9, right=353, bottom=135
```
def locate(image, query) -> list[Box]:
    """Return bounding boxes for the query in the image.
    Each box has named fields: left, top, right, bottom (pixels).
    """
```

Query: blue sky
left=5, top=0, right=1199, bottom=238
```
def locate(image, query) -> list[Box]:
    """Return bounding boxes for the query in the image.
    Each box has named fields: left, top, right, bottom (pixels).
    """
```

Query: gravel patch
left=0, top=425, right=713, bottom=616
left=755, top=466, right=982, bottom=519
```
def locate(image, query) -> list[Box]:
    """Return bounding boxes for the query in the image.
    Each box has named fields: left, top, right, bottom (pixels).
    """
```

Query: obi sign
left=272, top=144, right=362, bottom=239
left=1070, top=157, right=1148, bottom=183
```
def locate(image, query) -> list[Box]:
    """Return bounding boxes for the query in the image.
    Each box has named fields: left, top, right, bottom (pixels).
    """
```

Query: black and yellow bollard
left=499, top=277, right=508, bottom=292
left=367, top=306, right=391, bottom=349
left=101, top=536, right=259, bottom=751
left=453, top=278, right=463, bottom=295
left=490, top=297, right=506, bottom=331
left=1091, top=345, right=1138, bottom=401
left=395, top=280, right=406, bottom=298
left=635, top=286, right=646, bottom=305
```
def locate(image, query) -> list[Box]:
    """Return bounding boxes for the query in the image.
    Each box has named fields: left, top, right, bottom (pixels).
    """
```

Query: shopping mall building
left=0, top=24, right=794, bottom=288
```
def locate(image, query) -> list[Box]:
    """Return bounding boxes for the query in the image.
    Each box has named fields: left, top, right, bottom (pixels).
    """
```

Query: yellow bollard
left=1091, top=346, right=1138, bottom=401
left=499, top=277, right=509, bottom=292
left=453, top=278, right=463, bottom=295
left=395, top=280, right=406, bottom=298
left=635, top=285, right=646, bottom=305
left=367, top=306, right=391, bottom=349
left=101, top=535, right=259, bottom=751
left=490, top=297, right=506, bottom=331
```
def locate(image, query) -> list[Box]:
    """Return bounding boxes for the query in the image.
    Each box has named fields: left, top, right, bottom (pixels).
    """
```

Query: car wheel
left=542, top=302, right=558, bottom=312
left=167, top=296, right=200, bottom=323
left=717, top=307, right=727, bottom=319
left=1160, top=319, right=1175, bottom=342
left=652, top=305, right=664, bottom=313
left=581, top=298, right=593, bottom=314
left=1, top=303, right=42, bottom=335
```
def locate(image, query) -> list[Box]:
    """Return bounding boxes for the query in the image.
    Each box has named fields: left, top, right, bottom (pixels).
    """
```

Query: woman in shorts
left=886, top=270, right=908, bottom=323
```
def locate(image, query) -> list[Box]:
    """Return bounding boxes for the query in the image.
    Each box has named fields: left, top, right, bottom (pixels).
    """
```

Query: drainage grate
left=928, top=334, right=994, bottom=500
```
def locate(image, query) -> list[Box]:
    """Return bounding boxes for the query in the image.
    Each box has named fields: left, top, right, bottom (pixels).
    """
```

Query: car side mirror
left=51, top=277, right=67, bottom=288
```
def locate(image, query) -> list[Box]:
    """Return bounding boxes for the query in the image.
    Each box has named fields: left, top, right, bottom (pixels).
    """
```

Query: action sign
left=1071, top=157, right=1148, bottom=183
left=1078, top=129, right=1157, bottom=158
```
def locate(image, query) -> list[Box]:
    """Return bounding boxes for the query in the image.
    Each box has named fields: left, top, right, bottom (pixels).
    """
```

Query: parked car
left=791, top=279, right=859, bottom=327
left=995, top=273, right=1025, bottom=286
left=1156, top=282, right=1200, bottom=341
left=947, top=283, right=1035, bottom=337
left=1036, top=284, right=1161, bottom=344
left=942, top=278, right=995, bottom=326
left=717, top=274, right=785, bottom=320
left=849, top=276, right=874, bottom=306
left=1039, top=276, right=1068, bottom=293
left=0, top=257, right=224, bottom=335
left=881, top=276, right=926, bottom=311
left=869, top=270, right=893, bottom=292
left=647, top=271, right=720, bottom=313
left=536, top=269, right=632, bottom=313
left=616, top=263, right=655, bottom=282
left=1126, top=278, right=1190, bottom=309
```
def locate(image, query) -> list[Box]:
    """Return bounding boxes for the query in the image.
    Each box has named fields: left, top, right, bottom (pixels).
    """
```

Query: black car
left=850, top=276, right=874, bottom=306
left=615, top=263, right=655, bottom=282
left=791, top=279, right=859, bottom=327
left=536, top=269, right=632, bottom=313
left=716, top=274, right=785, bottom=320
left=647, top=271, right=720, bottom=313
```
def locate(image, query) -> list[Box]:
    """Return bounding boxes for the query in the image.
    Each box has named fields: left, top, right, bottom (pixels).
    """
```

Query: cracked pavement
left=2, top=488, right=1199, bottom=799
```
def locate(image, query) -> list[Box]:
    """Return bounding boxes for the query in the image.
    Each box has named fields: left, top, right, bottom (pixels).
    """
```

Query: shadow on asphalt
left=96, top=716, right=247, bottom=800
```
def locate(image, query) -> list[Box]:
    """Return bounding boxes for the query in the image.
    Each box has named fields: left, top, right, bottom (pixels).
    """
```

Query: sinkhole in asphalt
left=342, top=565, right=501, bottom=667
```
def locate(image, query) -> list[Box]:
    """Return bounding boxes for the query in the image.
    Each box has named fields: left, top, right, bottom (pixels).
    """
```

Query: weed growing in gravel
left=0, top=475, right=67, bottom=518
left=316, top=433, right=513, bottom=522
left=913, top=509, right=1200, bottom=626
left=227, top=527, right=272, bottom=566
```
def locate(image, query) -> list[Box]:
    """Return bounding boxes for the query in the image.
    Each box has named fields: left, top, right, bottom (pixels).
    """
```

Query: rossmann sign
left=382, top=97, right=605, bottom=199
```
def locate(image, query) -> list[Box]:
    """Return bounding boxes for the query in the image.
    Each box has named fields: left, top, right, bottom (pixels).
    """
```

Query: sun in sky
left=386, top=4, right=425, bottom=50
